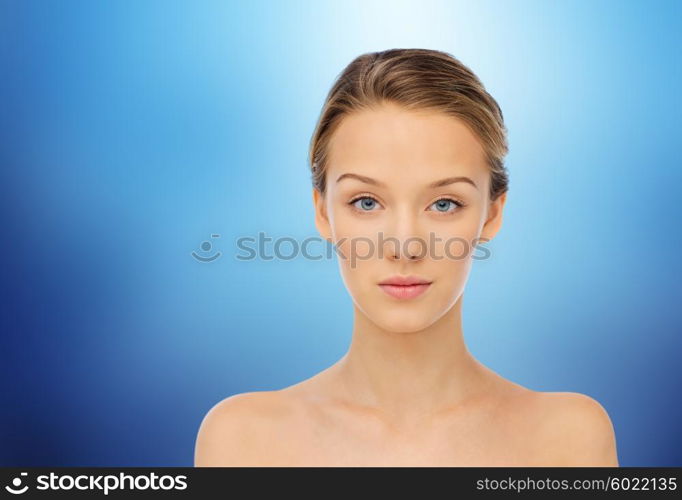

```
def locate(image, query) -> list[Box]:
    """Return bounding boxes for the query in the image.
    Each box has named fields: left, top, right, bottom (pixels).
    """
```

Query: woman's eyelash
left=348, top=195, right=381, bottom=212
left=429, top=197, right=466, bottom=213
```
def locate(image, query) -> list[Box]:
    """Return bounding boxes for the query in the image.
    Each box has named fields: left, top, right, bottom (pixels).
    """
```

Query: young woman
left=195, top=48, right=618, bottom=467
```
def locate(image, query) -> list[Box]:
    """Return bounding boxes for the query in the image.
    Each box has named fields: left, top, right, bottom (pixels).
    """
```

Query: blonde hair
left=308, top=48, right=509, bottom=201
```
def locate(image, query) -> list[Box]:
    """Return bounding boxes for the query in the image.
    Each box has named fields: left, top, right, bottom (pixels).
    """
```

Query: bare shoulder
left=526, top=391, right=619, bottom=466
left=193, top=390, right=296, bottom=466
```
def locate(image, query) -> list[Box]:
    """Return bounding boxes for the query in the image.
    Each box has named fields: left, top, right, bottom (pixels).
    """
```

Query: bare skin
left=194, top=102, right=618, bottom=467
left=194, top=303, right=618, bottom=466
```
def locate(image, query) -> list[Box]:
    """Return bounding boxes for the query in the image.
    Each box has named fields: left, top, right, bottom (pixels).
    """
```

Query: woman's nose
left=381, top=210, right=427, bottom=261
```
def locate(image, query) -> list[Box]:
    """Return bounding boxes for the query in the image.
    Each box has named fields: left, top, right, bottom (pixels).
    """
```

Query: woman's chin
left=370, top=310, right=441, bottom=334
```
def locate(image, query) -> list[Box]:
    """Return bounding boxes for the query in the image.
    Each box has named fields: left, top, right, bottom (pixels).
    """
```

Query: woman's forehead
left=327, top=104, right=489, bottom=182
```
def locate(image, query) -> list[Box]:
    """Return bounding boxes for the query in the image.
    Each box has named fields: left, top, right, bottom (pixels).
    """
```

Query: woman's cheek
left=447, top=216, right=480, bottom=257
left=332, top=213, right=380, bottom=261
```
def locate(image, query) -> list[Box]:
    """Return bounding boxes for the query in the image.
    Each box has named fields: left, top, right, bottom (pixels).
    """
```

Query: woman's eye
left=349, top=197, right=462, bottom=213
left=351, top=196, right=382, bottom=212
left=429, top=198, right=461, bottom=213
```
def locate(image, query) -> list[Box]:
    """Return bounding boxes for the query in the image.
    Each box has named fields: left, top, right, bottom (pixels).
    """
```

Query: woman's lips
left=378, top=283, right=431, bottom=299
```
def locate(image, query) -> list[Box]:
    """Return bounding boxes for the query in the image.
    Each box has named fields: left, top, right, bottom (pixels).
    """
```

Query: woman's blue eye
left=352, top=197, right=380, bottom=211
left=430, top=199, right=460, bottom=213
left=350, top=197, right=461, bottom=213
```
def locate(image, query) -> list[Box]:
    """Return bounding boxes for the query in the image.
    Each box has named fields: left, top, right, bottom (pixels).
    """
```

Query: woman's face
left=314, top=102, right=506, bottom=333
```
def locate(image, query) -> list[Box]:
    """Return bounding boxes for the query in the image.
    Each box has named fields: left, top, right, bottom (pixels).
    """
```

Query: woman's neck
left=334, top=294, right=489, bottom=426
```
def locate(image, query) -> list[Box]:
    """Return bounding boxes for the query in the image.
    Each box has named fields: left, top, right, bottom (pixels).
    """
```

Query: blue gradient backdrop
left=1, top=0, right=680, bottom=466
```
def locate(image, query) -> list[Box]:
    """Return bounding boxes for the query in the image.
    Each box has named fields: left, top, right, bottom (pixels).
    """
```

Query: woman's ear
left=480, top=191, right=507, bottom=242
left=313, top=188, right=332, bottom=242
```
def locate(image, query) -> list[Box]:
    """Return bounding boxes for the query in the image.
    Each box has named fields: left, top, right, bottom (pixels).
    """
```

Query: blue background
left=1, top=0, right=680, bottom=466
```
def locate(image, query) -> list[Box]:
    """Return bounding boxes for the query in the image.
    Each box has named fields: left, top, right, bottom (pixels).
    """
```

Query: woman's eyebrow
left=429, top=176, right=478, bottom=190
left=336, top=172, right=386, bottom=187
left=336, top=172, right=478, bottom=190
